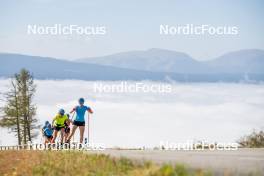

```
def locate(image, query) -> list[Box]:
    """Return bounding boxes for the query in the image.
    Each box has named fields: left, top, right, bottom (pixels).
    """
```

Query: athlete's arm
left=70, top=107, right=76, bottom=113
left=87, top=107, right=93, bottom=114
left=51, top=119, right=55, bottom=127
left=51, top=116, right=56, bottom=127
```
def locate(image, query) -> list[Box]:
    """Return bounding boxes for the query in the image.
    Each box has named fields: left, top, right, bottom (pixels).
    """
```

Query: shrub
left=238, top=130, right=264, bottom=148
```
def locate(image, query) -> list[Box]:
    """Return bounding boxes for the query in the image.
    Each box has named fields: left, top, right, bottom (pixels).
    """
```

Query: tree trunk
left=23, top=115, right=27, bottom=144
left=15, top=96, right=21, bottom=145
left=12, top=81, right=22, bottom=145
left=26, top=116, right=31, bottom=142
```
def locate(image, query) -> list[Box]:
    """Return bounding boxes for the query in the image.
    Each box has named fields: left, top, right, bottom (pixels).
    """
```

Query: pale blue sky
left=0, top=0, right=263, bottom=60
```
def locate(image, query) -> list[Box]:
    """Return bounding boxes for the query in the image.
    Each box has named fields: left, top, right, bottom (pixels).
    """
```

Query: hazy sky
left=0, top=0, right=263, bottom=60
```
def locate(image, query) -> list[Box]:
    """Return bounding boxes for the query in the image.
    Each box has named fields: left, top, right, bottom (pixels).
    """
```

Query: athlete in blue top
left=42, top=121, right=53, bottom=144
left=67, top=98, right=93, bottom=143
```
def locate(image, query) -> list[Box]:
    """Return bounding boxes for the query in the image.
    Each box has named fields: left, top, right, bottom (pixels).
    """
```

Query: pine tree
left=0, top=69, right=38, bottom=145
left=16, top=69, right=38, bottom=143
left=0, top=80, right=22, bottom=145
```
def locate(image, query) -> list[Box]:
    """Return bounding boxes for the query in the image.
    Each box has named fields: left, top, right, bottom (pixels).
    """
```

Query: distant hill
left=204, top=49, right=264, bottom=74
left=78, top=48, right=264, bottom=75
left=77, top=48, right=212, bottom=74
left=0, top=54, right=171, bottom=81
left=1, top=49, right=264, bottom=82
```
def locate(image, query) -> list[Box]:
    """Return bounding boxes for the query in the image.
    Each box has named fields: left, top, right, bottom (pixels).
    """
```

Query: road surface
left=90, top=148, right=264, bottom=175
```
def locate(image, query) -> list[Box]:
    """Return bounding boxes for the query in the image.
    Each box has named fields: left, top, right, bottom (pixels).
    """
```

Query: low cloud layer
left=0, top=80, right=264, bottom=147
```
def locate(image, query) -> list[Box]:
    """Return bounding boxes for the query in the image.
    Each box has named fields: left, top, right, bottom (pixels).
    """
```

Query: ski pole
left=40, top=129, right=44, bottom=144
left=71, top=112, right=75, bottom=142
left=58, top=130, right=62, bottom=144
left=70, top=111, right=75, bottom=121
left=87, top=112, right=90, bottom=144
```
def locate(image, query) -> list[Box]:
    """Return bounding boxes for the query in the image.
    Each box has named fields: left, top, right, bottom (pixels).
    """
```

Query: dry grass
left=0, top=150, right=212, bottom=176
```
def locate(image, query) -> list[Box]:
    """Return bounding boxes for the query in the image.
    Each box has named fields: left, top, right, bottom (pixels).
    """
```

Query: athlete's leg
left=67, top=125, right=78, bottom=142
left=60, top=128, right=65, bottom=143
left=64, top=131, right=69, bottom=142
left=51, top=130, right=58, bottom=143
left=79, top=126, right=85, bottom=143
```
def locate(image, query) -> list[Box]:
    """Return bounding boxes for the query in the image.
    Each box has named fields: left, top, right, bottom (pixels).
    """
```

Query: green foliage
left=158, top=164, right=176, bottom=176
left=238, top=130, right=264, bottom=148
left=150, top=164, right=188, bottom=176
left=0, top=69, right=38, bottom=144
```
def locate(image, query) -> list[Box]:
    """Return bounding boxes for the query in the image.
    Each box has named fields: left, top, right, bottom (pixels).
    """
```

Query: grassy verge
left=0, top=150, right=212, bottom=176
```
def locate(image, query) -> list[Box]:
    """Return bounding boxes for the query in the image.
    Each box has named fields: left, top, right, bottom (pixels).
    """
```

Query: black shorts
left=54, top=126, right=64, bottom=131
left=45, top=135, right=53, bottom=139
left=73, top=120, right=85, bottom=126
left=65, top=126, right=70, bottom=133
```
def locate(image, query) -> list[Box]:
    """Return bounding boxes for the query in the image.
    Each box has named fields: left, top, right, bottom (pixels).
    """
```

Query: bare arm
left=51, top=119, right=55, bottom=127
left=70, top=107, right=76, bottom=114
left=88, top=108, right=93, bottom=114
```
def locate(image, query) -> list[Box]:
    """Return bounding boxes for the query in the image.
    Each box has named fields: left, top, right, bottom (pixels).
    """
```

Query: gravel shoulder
left=90, top=148, right=264, bottom=175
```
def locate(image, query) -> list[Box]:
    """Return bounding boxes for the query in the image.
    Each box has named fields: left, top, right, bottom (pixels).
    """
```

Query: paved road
left=90, top=148, right=264, bottom=175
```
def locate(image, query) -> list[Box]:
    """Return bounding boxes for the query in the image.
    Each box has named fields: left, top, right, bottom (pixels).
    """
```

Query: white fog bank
left=0, top=80, right=264, bottom=147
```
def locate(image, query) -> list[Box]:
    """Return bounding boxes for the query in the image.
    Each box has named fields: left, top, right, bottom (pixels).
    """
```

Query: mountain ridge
left=1, top=48, right=264, bottom=82
left=77, top=48, right=264, bottom=75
